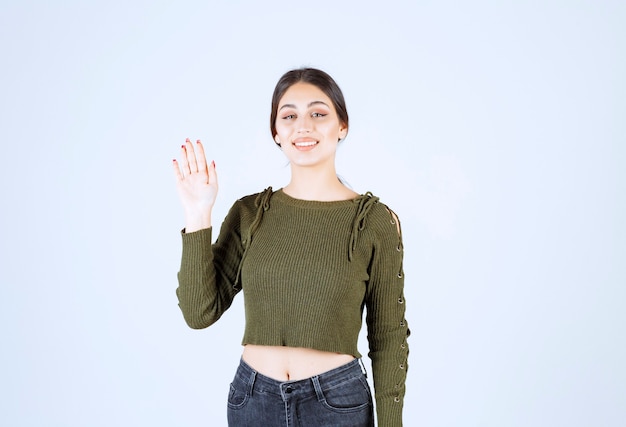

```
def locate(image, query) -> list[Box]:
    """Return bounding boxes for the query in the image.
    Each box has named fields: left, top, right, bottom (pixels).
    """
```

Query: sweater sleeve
left=365, top=207, right=410, bottom=426
left=176, top=201, right=244, bottom=329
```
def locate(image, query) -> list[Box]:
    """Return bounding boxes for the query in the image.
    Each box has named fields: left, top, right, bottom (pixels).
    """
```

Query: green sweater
left=177, top=188, right=410, bottom=426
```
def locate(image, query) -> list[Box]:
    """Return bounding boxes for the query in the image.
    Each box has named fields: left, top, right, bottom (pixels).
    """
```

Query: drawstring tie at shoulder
left=250, top=186, right=273, bottom=239
left=234, top=187, right=273, bottom=289
left=349, top=192, right=379, bottom=261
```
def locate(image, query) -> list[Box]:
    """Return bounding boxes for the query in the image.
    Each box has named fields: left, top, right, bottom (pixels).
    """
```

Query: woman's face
left=274, top=82, right=347, bottom=169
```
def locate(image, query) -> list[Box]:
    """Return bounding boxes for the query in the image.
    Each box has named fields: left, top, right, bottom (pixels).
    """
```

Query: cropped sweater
left=177, top=188, right=410, bottom=426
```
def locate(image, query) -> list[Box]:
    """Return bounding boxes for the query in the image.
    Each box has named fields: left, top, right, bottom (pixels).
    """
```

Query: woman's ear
left=274, top=135, right=282, bottom=147
left=338, top=125, right=348, bottom=141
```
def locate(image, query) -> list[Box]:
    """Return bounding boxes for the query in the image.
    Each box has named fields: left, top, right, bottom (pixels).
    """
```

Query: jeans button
left=285, top=386, right=293, bottom=393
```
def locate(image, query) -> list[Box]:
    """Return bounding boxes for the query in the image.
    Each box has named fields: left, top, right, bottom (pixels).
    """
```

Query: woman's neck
left=283, top=165, right=358, bottom=201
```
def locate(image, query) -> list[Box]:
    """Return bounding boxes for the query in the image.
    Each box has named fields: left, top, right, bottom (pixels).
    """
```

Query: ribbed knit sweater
left=177, top=188, right=410, bottom=426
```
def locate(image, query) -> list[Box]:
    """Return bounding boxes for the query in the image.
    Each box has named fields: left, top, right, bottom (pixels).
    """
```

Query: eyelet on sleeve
left=397, top=272, right=403, bottom=278
left=394, top=396, right=401, bottom=403
left=400, top=321, right=405, bottom=327
left=396, top=245, right=402, bottom=252
left=400, top=343, right=406, bottom=349
left=398, top=297, right=404, bottom=304
left=399, top=364, right=405, bottom=370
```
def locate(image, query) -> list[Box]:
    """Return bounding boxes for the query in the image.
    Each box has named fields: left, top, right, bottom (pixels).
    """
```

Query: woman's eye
left=282, top=114, right=296, bottom=120
left=312, top=112, right=327, bottom=118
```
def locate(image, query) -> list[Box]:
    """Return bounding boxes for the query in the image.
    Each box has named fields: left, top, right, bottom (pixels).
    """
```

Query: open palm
left=172, top=139, right=218, bottom=232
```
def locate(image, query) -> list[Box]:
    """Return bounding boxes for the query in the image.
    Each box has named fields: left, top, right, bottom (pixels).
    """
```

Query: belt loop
left=248, top=370, right=257, bottom=396
left=358, top=358, right=368, bottom=378
left=311, top=376, right=325, bottom=402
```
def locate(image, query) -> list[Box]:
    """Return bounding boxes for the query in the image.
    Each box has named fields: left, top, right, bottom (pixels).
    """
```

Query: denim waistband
left=233, top=357, right=366, bottom=401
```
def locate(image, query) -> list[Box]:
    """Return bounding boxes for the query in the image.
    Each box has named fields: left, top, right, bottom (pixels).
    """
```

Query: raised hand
left=172, top=138, right=218, bottom=232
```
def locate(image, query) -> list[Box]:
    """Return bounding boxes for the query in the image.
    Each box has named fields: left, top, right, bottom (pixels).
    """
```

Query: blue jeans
left=227, top=358, right=374, bottom=426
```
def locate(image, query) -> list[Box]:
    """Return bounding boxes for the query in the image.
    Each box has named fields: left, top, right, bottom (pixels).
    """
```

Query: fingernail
left=185, top=138, right=190, bottom=142
left=197, top=139, right=201, bottom=143
left=212, top=160, right=215, bottom=168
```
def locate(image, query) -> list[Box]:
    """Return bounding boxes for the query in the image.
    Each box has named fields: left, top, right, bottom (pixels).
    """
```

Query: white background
left=1, top=1, right=624, bottom=426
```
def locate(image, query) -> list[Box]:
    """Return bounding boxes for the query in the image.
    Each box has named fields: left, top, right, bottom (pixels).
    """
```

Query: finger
left=185, top=138, right=199, bottom=173
left=208, top=160, right=218, bottom=188
left=179, top=141, right=191, bottom=176
left=172, top=159, right=184, bottom=182
left=195, top=140, right=208, bottom=174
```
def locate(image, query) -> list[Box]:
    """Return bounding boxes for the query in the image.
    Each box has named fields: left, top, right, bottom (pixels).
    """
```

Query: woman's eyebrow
left=278, top=101, right=330, bottom=111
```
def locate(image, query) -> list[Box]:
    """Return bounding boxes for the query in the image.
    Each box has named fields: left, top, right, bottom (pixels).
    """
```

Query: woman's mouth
left=293, top=139, right=318, bottom=151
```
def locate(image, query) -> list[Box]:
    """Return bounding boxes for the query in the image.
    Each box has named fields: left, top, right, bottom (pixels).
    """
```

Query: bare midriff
left=242, top=345, right=355, bottom=381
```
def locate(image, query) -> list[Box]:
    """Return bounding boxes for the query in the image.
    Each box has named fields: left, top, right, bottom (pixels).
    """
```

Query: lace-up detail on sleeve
left=234, top=187, right=273, bottom=289
left=386, top=206, right=410, bottom=412
left=362, top=201, right=410, bottom=426
left=387, top=206, right=405, bottom=279
left=349, top=192, right=380, bottom=261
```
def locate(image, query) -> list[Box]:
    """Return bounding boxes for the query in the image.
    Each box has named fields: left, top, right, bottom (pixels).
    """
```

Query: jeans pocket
left=227, top=382, right=249, bottom=410
left=319, top=376, right=372, bottom=413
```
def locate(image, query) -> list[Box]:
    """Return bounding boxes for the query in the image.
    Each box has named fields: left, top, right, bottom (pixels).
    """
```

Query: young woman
left=173, top=68, right=409, bottom=426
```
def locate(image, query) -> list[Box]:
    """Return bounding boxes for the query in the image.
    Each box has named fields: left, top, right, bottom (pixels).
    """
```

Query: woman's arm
left=173, top=138, right=241, bottom=328
left=366, top=207, right=410, bottom=426
left=176, top=224, right=242, bottom=329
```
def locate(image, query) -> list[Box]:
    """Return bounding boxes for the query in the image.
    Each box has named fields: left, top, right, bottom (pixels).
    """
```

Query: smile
left=294, top=141, right=318, bottom=147
left=292, top=138, right=319, bottom=151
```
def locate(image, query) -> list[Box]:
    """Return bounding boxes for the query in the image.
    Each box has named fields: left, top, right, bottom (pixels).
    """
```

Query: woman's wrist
left=184, top=212, right=212, bottom=233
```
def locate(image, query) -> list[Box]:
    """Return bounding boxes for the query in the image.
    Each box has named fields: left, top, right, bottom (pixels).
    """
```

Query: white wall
left=1, top=1, right=624, bottom=426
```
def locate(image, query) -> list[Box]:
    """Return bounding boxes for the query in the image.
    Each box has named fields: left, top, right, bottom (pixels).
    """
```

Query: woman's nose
left=297, top=115, right=312, bottom=133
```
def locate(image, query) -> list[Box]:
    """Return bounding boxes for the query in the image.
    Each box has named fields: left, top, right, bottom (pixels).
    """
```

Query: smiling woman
left=273, top=81, right=349, bottom=190
left=172, top=68, right=409, bottom=426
